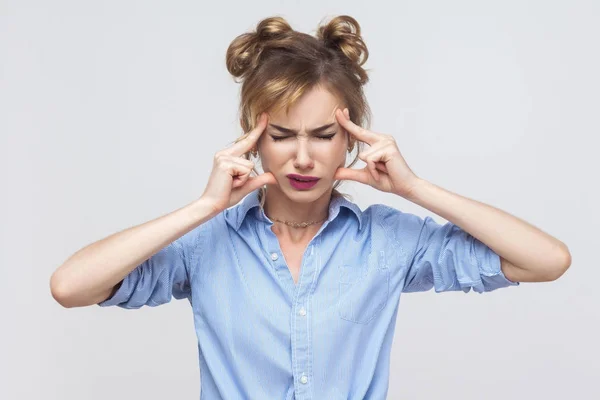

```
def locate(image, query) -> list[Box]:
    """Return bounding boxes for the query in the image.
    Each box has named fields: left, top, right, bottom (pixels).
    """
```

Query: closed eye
left=270, top=132, right=337, bottom=141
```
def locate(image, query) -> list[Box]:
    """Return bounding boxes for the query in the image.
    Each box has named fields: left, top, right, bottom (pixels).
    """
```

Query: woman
left=50, top=15, right=571, bottom=400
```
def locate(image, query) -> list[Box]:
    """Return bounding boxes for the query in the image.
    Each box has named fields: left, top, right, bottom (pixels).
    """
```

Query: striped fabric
left=99, top=188, right=519, bottom=399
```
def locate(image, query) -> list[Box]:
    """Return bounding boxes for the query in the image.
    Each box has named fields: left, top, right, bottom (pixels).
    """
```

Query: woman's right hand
left=201, top=112, right=277, bottom=214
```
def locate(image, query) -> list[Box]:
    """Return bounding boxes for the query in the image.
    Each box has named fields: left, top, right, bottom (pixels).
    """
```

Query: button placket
left=292, top=244, right=318, bottom=399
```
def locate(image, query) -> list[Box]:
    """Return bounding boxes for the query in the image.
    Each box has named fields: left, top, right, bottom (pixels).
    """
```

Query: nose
left=293, top=138, right=314, bottom=170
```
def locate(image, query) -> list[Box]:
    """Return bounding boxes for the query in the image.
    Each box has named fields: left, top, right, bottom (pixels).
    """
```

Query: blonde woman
left=50, top=15, right=571, bottom=400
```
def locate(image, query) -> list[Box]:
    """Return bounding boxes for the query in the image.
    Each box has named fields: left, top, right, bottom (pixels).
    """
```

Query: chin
left=281, top=182, right=331, bottom=201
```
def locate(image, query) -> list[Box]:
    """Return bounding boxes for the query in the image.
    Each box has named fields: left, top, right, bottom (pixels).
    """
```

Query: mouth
left=286, top=174, right=320, bottom=190
left=286, top=174, right=319, bottom=182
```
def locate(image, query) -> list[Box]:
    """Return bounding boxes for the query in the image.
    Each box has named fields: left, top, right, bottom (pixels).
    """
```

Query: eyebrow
left=268, top=122, right=337, bottom=135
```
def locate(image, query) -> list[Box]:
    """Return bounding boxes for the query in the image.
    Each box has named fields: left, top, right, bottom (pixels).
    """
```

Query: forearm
left=50, top=197, right=219, bottom=308
left=404, top=178, right=571, bottom=279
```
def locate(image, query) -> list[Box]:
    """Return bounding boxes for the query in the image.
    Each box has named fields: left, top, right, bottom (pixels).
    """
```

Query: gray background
left=2, top=0, right=598, bottom=399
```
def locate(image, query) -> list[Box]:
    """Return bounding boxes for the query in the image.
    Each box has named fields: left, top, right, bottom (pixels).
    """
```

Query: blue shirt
left=99, top=188, right=519, bottom=399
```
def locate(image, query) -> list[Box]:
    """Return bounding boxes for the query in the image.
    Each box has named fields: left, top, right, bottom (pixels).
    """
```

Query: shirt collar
left=225, top=189, right=363, bottom=231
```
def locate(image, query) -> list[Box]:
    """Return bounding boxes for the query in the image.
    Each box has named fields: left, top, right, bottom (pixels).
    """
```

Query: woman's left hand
left=334, top=108, right=422, bottom=199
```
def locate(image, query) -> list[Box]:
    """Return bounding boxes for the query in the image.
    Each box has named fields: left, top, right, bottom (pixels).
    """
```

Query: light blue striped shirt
left=99, top=188, right=519, bottom=399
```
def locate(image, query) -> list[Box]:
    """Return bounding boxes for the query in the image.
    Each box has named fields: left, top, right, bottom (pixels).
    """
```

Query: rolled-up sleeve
left=403, top=216, right=520, bottom=293
left=97, top=225, right=204, bottom=309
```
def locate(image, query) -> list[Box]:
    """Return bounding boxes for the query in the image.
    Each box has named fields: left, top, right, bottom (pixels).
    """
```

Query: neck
left=262, top=187, right=331, bottom=242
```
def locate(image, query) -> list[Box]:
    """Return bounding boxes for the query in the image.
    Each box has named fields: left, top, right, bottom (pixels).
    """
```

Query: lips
left=288, top=179, right=318, bottom=190
left=287, top=174, right=319, bottom=182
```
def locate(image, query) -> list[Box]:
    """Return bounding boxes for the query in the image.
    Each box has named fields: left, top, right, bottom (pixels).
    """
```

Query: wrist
left=188, top=197, right=222, bottom=225
left=396, top=176, right=428, bottom=201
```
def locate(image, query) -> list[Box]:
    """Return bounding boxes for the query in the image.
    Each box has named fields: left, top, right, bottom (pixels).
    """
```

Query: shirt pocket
left=337, top=250, right=390, bottom=324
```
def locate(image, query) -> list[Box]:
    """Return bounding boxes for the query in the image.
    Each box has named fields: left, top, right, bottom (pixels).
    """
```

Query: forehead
left=269, top=86, right=342, bottom=129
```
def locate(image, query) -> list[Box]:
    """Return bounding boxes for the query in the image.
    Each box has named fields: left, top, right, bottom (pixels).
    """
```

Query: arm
left=49, top=197, right=219, bottom=308
left=405, top=179, right=572, bottom=282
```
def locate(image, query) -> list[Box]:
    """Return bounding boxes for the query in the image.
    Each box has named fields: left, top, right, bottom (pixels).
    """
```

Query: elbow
left=544, top=245, right=572, bottom=282
left=50, top=271, right=77, bottom=308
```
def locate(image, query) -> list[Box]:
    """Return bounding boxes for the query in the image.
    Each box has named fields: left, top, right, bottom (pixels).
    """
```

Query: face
left=257, top=85, right=349, bottom=201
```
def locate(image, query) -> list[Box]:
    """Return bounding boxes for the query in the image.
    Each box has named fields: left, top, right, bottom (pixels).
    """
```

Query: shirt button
left=298, top=307, right=306, bottom=316
left=300, top=374, right=308, bottom=384
left=270, top=252, right=279, bottom=261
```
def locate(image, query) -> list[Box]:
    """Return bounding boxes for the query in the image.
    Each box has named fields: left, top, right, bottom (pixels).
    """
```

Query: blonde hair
left=225, top=15, right=373, bottom=208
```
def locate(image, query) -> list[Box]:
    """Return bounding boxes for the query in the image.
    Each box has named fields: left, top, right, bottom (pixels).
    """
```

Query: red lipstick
left=286, top=174, right=320, bottom=190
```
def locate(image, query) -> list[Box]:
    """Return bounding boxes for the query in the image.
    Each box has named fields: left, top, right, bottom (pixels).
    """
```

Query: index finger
left=335, top=108, right=378, bottom=145
left=226, top=113, right=269, bottom=156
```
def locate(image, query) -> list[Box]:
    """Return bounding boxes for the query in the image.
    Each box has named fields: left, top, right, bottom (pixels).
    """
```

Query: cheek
left=259, top=143, right=286, bottom=168
left=313, top=143, right=342, bottom=160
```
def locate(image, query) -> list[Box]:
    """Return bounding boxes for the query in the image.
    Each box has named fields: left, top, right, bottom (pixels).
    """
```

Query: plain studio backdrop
left=1, top=1, right=598, bottom=399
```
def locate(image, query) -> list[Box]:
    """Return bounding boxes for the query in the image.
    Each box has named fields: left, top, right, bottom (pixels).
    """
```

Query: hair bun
left=317, top=15, right=369, bottom=68
left=226, top=17, right=293, bottom=80
left=255, top=16, right=292, bottom=40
